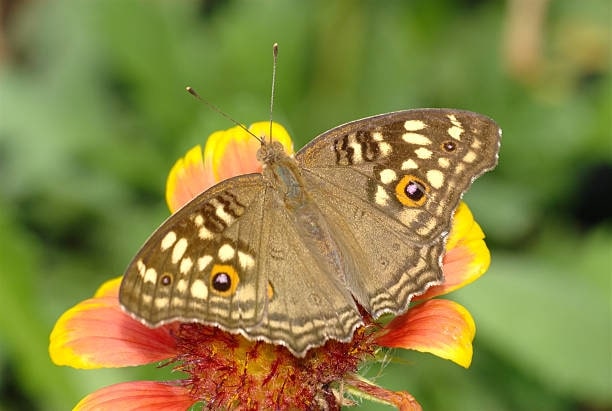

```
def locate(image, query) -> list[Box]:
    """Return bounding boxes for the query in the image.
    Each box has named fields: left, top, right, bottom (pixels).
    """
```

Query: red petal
left=375, top=299, right=476, bottom=368
left=74, top=381, right=194, bottom=411
left=50, top=279, right=177, bottom=369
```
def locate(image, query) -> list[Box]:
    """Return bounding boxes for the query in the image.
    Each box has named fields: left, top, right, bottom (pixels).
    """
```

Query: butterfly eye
left=395, top=175, right=428, bottom=207
left=441, top=140, right=457, bottom=152
left=210, top=264, right=240, bottom=296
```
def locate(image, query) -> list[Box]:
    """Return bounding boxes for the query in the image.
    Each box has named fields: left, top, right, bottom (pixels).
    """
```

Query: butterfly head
left=256, top=140, right=289, bottom=167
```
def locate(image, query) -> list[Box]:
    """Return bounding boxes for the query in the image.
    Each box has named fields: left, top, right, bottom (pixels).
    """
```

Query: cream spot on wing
left=378, top=142, right=392, bottom=157
left=176, top=278, right=188, bottom=293
left=142, top=294, right=152, bottom=304
left=198, top=255, right=213, bottom=271
left=238, top=251, right=255, bottom=270
left=172, top=238, right=188, bottom=264
left=417, top=218, right=437, bottom=236
left=463, top=151, right=477, bottom=163
left=375, top=185, right=390, bottom=206
left=379, top=169, right=397, bottom=185
left=144, top=268, right=158, bottom=284
left=154, top=297, right=169, bottom=309
left=171, top=298, right=185, bottom=308
left=199, top=226, right=213, bottom=240
left=402, top=133, right=431, bottom=145
left=214, top=202, right=234, bottom=226
left=438, top=157, right=451, bottom=168
left=137, top=259, right=146, bottom=277
left=471, top=139, right=482, bottom=149
left=404, top=119, right=426, bottom=131
left=447, top=114, right=464, bottom=141
left=218, top=243, right=235, bottom=261
left=160, top=231, right=177, bottom=252
left=180, top=257, right=193, bottom=274
left=401, top=159, right=419, bottom=170
left=349, top=141, right=363, bottom=162
left=371, top=131, right=384, bottom=141
left=426, top=169, right=445, bottom=189
left=415, top=147, right=433, bottom=159
left=190, top=279, right=208, bottom=299
left=399, top=208, right=421, bottom=226
left=193, top=214, right=204, bottom=227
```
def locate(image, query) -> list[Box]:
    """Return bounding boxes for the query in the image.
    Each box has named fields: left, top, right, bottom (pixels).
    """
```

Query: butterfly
left=119, top=109, right=500, bottom=357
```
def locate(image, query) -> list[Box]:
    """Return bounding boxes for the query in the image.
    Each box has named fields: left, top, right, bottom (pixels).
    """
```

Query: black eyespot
left=405, top=180, right=426, bottom=201
left=212, top=272, right=231, bottom=292
left=442, top=140, right=457, bottom=152
left=160, top=273, right=173, bottom=286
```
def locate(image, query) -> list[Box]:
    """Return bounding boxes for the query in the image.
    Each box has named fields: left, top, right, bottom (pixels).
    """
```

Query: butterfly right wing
left=295, top=109, right=500, bottom=317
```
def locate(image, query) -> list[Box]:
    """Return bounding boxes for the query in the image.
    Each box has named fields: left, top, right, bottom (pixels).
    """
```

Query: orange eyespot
left=210, top=264, right=240, bottom=297
left=395, top=174, right=429, bottom=207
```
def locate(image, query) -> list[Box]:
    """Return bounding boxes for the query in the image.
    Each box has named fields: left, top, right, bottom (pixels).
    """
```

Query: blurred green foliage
left=0, top=0, right=609, bottom=410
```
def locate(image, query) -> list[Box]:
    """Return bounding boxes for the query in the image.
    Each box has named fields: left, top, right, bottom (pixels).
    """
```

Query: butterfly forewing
left=119, top=174, right=270, bottom=330
left=296, top=109, right=500, bottom=244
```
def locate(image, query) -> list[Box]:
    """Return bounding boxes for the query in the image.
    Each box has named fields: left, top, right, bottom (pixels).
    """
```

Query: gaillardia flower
left=50, top=122, right=491, bottom=410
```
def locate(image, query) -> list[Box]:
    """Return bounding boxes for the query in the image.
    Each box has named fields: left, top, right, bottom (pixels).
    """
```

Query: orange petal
left=50, top=280, right=177, bottom=369
left=166, top=145, right=216, bottom=213
left=166, top=122, right=293, bottom=213
left=375, top=299, right=476, bottom=368
left=416, top=202, right=491, bottom=300
left=74, top=381, right=194, bottom=411
left=205, top=126, right=262, bottom=182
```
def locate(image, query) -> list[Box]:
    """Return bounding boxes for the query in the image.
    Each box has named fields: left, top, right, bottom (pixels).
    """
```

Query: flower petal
left=416, top=202, right=491, bottom=300
left=166, top=122, right=294, bottom=213
left=74, top=381, right=194, bottom=411
left=166, top=145, right=215, bottom=213
left=247, top=121, right=293, bottom=154
left=50, top=279, right=177, bottom=369
left=93, top=276, right=122, bottom=298
left=205, top=126, right=262, bottom=182
left=208, top=122, right=293, bottom=181
left=375, top=299, right=476, bottom=368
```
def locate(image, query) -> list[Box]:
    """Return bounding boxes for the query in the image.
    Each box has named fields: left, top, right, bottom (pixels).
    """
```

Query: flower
left=50, top=122, right=491, bottom=411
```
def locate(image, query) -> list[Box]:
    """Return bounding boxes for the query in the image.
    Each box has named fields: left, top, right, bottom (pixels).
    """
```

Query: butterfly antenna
left=268, top=43, right=279, bottom=144
left=185, top=86, right=264, bottom=144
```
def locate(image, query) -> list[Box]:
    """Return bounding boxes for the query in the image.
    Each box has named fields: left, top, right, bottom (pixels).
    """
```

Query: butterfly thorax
left=258, top=141, right=306, bottom=208
left=258, top=140, right=351, bottom=286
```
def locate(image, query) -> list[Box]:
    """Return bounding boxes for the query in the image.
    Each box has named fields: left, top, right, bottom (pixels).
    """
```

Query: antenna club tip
left=186, top=86, right=200, bottom=98
left=273, top=43, right=278, bottom=55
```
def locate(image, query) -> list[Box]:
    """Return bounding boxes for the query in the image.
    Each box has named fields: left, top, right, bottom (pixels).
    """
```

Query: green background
left=0, top=1, right=610, bottom=410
